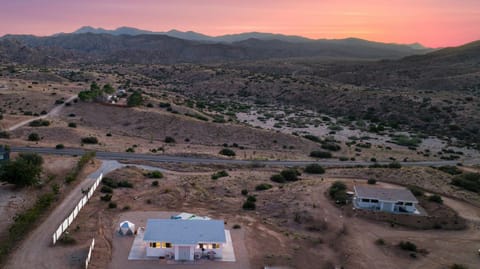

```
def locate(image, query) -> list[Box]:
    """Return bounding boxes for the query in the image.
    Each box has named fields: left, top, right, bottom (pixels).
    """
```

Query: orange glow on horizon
left=1, top=0, right=479, bottom=47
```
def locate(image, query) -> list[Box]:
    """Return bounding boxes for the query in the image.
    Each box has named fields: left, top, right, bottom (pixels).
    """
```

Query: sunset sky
left=1, top=0, right=479, bottom=47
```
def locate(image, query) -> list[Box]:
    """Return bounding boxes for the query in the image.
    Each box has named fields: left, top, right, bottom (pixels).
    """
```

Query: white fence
left=52, top=173, right=103, bottom=245
left=85, top=238, right=95, bottom=269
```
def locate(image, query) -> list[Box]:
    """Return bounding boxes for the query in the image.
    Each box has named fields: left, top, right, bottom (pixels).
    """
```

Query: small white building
left=143, top=219, right=226, bottom=261
left=353, top=185, right=418, bottom=214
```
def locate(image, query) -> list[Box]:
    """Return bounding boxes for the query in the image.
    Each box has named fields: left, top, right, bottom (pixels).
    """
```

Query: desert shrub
left=108, top=202, right=117, bottom=209
left=145, top=171, right=163, bottom=179
left=219, top=148, right=236, bottom=156
left=255, top=183, right=272, bottom=191
left=375, top=238, right=386, bottom=245
left=310, top=151, right=332, bottom=158
left=408, top=185, right=424, bottom=197
left=451, top=173, right=480, bottom=193
left=125, top=147, right=134, bottom=153
left=388, top=161, right=402, bottom=169
left=68, top=122, right=77, bottom=128
left=303, top=134, right=321, bottom=143
left=164, top=136, right=175, bottom=143
left=100, top=186, right=113, bottom=193
left=55, top=144, right=64, bottom=149
left=65, top=152, right=96, bottom=184
left=304, top=164, right=325, bottom=174
left=428, top=194, right=443, bottom=204
left=81, top=137, right=98, bottom=144
left=211, top=170, right=229, bottom=180
left=367, top=178, right=377, bottom=185
left=58, top=233, right=76, bottom=245
left=398, top=241, right=417, bottom=252
left=0, top=131, right=10, bottom=139
left=321, top=143, right=341, bottom=151
left=123, top=205, right=131, bottom=210
left=392, top=135, right=421, bottom=147
left=28, top=133, right=40, bottom=141
left=100, top=194, right=112, bottom=202
left=270, top=174, right=286, bottom=183
left=242, top=200, right=256, bottom=210
left=29, top=119, right=50, bottom=127
left=151, top=180, right=159, bottom=187
left=241, top=189, right=248, bottom=196
left=247, top=195, right=257, bottom=202
left=102, top=177, right=118, bottom=188
left=329, top=181, right=347, bottom=205
left=438, top=166, right=462, bottom=175
left=232, top=224, right=241, bottom=229
left=127, top=91, right=143, bottom=107
left=118, top=180, right=133, bottom=188
left=0, top=153, right=43, bottom=187
left=450, top=264, right=468, bottom=269
left=280, top=168, right=300, bottom=181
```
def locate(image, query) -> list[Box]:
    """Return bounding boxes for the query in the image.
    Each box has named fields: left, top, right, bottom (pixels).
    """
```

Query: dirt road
left=4, top=160, right=166, bottom=269
left=6, top=94, right=77, bottom=132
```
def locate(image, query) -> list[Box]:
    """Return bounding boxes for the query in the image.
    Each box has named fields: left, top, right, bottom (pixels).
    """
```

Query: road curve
left=11, top=146, right=478, bottom=167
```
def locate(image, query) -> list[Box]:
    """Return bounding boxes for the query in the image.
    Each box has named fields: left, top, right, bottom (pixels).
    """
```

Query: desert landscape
left=1, top=2, right=480, bottom=269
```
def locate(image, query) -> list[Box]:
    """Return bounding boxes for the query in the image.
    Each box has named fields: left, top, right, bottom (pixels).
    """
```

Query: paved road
left=11, top=146, right=479, bottom=167
left=7, top=94, right=78, bottom=131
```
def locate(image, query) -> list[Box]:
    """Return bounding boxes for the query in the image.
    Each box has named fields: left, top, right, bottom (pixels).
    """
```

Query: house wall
left=194, top=244, right=223, bottom=259
left=146, top=246, right=172, bottom=257
left=355, top=197, right=417, bottom=213
left=145, top=243, right=223, bottom=260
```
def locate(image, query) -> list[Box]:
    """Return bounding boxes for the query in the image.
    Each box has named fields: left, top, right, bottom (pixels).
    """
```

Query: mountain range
left=70, top=26, right=429, bottom=49
left=0, top=29, right=434, bottom=65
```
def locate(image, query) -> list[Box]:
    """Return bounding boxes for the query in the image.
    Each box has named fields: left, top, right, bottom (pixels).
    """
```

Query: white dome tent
left=119, top=221, right=135, bottom=236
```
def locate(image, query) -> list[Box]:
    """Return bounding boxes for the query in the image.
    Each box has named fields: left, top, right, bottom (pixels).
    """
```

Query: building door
left=178, top=246, right=191, bottom=261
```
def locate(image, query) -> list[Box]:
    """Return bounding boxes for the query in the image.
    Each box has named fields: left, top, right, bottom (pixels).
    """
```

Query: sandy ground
left=107, top=211, right=250, bottom=269
left=16, top=164, right=477, bottom=269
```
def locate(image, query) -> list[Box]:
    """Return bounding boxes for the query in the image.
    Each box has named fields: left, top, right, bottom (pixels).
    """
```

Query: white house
left=353, top=185, right=418, bottom=214
left=143, top=219, right=226, bottom=261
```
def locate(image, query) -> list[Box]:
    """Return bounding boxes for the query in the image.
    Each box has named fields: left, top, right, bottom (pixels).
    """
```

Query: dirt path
left=4, top=160, right=166, bottom=269
left=6, top=94, right=77, bottom=132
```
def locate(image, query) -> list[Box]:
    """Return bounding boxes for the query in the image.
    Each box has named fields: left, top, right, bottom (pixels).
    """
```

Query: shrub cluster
left=81, top=137, right=98, bottom=144
left=211, top=170, right=229, bottom=180
left=304, top=164, right=325, bottom=174
left=329, top=181, right=348, bottom=205
left=310, top=151, right=332, bottom=158
left=144, top=171, right=163, bottom=179
left=65, top=152, right=96, bottom=184
left=451, top=173, right=480, bottom=193
left=271, top=168, right=301, bottom=183
left=29, top=119, right=50, bottom=127
left=219, top=148, right=236, bottom=156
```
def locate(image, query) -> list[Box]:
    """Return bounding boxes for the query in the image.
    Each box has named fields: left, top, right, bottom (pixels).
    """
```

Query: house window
left=165, top=243, right=172, bottom=248
left=396, top=201, right=403, bottom=205
left=212, top=243, right=220, bottom=249
left=371, top=199, right=379, bottom=203
left=405, top=202, right=413, bottom=206
left=361, top=199, right=370, bottom=203
left=150, top=242, right=156, bottom=248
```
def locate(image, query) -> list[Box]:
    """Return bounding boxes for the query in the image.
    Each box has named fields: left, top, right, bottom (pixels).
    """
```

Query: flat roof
left=143, top=219, right=226, bottom=244
left=354, top=185, right=418, bottom=203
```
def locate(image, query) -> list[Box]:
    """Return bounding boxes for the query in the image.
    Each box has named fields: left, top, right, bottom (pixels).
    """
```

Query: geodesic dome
left=119, top=221, right=135, bottom=236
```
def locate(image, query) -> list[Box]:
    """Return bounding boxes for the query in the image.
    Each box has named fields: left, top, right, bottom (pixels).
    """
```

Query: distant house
left=353, top=185, right=418, bottom=214
left=143, top=219, right=226, bottom=261
left=0, top=146, right=10, bottom=162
